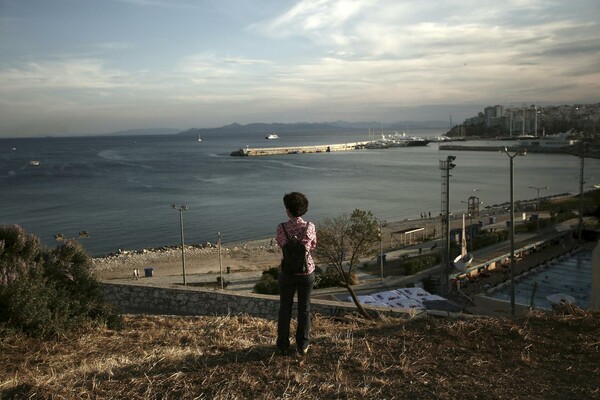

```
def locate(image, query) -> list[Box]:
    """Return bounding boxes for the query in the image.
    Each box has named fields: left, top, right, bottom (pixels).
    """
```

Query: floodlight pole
left=439, top=155, right=456, bottom=296
left=172, top=204, right=188, bottom=286
left=503, top=147, right=526, bottom=317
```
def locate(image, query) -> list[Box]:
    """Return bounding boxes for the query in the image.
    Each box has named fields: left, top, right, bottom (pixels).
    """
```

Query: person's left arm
left=306, top=222, right=317, bottom=251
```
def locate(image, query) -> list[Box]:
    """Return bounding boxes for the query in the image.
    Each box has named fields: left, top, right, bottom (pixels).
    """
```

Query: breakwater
left=230, top=141, right=369, bottom=156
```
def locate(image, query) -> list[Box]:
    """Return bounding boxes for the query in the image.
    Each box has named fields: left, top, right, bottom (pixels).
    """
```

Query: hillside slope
left=1, top=309, right=598, bottom=399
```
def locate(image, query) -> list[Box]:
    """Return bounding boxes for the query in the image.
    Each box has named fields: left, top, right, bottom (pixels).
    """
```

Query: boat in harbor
left=518, top=130, right=578, bottom=148
left=364, top=131, right=409, bottom=149
left=452, top=214, right=473, bottom=270
left=265, top=133, right=279, bottom=140
left=364, top=139, right=390, bottom=149
left=428, top=134, right=452, bottom=142
left=388, top=131, right=430, bottom=146
left=29, top=160, right=40, bottom=166
left=197, top=135, right=202, bottom=142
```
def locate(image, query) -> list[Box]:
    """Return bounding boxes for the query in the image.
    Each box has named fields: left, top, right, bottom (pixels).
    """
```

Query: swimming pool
left=485, top=249, right=592, bottom=310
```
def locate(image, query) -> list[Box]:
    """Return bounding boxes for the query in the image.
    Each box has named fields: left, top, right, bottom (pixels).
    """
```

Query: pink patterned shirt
left=276, top=217, right=317, bottom=274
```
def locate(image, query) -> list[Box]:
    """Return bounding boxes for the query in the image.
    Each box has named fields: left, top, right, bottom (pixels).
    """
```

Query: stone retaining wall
left=101, top=282, right=412, bottom=320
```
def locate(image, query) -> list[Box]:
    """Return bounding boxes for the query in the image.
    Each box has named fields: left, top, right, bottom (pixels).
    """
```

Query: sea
left=1, top=129, right=599, bottom=257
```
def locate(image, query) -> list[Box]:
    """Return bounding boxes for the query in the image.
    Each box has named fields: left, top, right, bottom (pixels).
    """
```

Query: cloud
left=110, top=0, right=199, bottom=8
left=0, top=59, right=135, bottom=91
left=245, top=0, right=600, bottom=104
left=1, top=0, right=598, bottom=136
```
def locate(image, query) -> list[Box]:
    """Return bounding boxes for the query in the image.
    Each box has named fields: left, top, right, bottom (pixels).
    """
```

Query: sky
left=0, top=0, right=599, bottom=137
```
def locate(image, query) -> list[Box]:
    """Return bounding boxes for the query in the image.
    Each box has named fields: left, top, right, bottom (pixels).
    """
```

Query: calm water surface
left=1, top=129, right=598, bottom=256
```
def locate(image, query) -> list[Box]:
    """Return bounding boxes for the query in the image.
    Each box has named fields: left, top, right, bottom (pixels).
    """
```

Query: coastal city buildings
left=457, top=103, right=600, bottom=138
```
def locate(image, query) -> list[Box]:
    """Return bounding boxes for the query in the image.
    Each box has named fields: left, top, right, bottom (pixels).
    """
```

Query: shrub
left=314, top=267, right=358, bottom=289
left=0, top=225, right=117, bottom=338
left=403, top=254, right=441, bottom=276
left=253, top=274, right=279, bottom=295
left=472, top=230, right=509, bottom=250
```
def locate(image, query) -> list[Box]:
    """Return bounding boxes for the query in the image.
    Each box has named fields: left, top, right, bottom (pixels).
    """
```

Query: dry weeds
left=1, top=309, right=598, bottom=399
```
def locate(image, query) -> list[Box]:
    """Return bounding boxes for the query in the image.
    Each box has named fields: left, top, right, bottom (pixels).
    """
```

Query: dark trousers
left=277, top=271, right=315, bottom=351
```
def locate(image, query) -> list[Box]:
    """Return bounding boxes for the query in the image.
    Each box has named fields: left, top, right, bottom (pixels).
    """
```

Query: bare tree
left=315, top=209, right=380, bottom=319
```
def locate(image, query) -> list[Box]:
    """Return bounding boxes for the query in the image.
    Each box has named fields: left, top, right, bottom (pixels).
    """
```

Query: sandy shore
left=91, top=194, right=566, bottom=281
left=91, top=217, right=437, bottom=281
left=92, top=238, right=283, bottom=280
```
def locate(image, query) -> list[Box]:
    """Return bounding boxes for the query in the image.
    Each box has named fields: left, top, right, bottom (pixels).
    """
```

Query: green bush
left=472, top=230, right=509, bottom=250
left=517, top=210, right=577, bottom=233
left=403, top=254, right=441, bottom=276
left=314, top=268, right=340, bottom=289
left=314, top=267, right=357, bottom=289
left=253, top=274, right=279, bottom=295
left=0, top=225, right=116, bottom=338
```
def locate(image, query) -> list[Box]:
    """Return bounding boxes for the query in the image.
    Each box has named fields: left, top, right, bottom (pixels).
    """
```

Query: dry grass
left=1, top=309, right=598, bottom=399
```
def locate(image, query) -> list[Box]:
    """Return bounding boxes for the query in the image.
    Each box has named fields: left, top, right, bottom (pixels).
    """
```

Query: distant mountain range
left=102, top=128, right=181, bottom=136
left=175, top=120, right=448, bottom=136
left=98, top=121, right=449, bottom=137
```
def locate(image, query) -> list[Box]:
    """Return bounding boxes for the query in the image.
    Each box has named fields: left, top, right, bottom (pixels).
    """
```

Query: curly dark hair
left=283, top=192, right=309, bottom=217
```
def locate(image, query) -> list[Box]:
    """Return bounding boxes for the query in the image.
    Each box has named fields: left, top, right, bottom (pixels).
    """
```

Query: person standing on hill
left=275, top=192, right=317, bottom=356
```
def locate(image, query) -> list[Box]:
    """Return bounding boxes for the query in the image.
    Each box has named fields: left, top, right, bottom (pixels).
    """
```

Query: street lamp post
left=172, top=204, right=188, bottom=286
left=528, top=185, right=548, bottom=232
left=217, top=232, right=224, bottom=289
left=375, top=217, right=387, bottom=284
left=502, top=147, right=526, bottom=317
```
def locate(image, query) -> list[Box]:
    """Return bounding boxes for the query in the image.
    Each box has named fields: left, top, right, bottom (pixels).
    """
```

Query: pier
left=230, top=141, right=369, bottom=156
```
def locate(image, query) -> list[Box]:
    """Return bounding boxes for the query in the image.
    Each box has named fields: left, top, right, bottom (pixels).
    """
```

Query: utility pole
left=218, top=232, right=224, bottom=289
left=172, top=204, right=188, bottom=285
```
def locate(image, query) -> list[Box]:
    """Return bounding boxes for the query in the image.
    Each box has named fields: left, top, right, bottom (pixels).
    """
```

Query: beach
left=91, top=217, right=442, bottom=282
left=92, top=238, right=283, bottom=281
